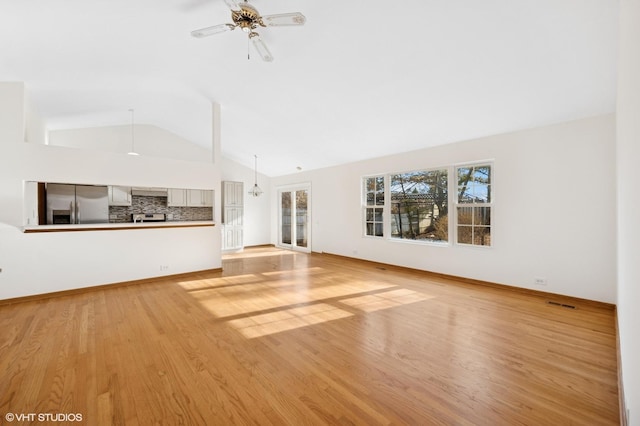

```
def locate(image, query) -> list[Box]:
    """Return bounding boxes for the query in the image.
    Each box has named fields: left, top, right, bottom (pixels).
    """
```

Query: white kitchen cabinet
left=23, top=181, right=40, bottom=226
left=187, top=189, right=213, bottom=207
left=108, top=186, right=132, bottom=206
left=223, top=224, right=243, bottom=251
left=167, top=188, right=187, bottom=206
left=222, top=181, right=244, bottom=251
left=223, top=206, right=243, bottom=227
left=222, top=181, right=243, bottom=207
left=203, top=190, right=213, bottom=207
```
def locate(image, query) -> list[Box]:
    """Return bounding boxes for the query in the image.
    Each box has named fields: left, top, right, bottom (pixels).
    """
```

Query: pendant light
left=127, top=108, right=139, bottom=156
left=248, top=154, right=263, bottom=197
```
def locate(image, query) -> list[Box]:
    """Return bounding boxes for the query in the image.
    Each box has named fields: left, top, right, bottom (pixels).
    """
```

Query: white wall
left=0, top=82, right=222, bottom=300
left=48, top=124, right=212, bottom=163
left=221, top=157, right=271, bottom=247
left=24, top=93, right=46, bottom=145
left=271, top=114, right=617, bottom=304
left=617, top=0, right=640, bottom=423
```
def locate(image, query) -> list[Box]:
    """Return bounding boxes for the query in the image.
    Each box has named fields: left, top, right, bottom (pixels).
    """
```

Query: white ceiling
left=1, top=0, right=619, bottom=176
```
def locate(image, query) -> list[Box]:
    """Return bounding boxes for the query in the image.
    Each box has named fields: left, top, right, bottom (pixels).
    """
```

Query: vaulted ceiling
left=1, top=1, right=619, bottom=176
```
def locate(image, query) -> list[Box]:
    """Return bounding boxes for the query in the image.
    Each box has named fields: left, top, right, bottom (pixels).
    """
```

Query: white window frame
left=454, top=162, right=493, bottom=247
left=362, top=175, right=385, bottom=238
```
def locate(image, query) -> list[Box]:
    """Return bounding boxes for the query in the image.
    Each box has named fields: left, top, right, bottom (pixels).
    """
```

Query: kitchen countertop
left=22, top=221, right=215, bottom=233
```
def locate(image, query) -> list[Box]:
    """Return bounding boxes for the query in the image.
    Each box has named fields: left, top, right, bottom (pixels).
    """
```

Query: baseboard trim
left=616, top=308, right=628, bottom=425
left=222, top=244, right=275, bottom=253
left=319, top=251, right=615, bottom=311
left=0, top=268, right=223, bottom=306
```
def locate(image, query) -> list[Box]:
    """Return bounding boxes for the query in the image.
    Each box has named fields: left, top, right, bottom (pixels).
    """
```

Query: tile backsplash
left=109, top=196, right=213, bottom=223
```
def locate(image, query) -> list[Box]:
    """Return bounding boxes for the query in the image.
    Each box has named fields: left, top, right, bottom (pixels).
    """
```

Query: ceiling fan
left=190, top=0, right=306, bottom=62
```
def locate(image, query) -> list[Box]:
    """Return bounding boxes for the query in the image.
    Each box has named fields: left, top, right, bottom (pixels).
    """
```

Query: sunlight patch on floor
left=261, top=267, right=328, bottom=277
left=195, top=280, right=397, bottom=318
left=228, top=303, right=353, bottom=339
left=339, top=289, right=435, bottom=312
left=177, top=274, right=262, bottom=290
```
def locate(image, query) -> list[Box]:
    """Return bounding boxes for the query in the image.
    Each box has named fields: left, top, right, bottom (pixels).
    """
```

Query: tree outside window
left=390, top=169, right=448, bottom=242
left=456, top=164, right=491, bottom=246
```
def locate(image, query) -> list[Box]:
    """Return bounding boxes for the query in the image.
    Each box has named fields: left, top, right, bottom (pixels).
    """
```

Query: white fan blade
left=262, top=12, right=306, bottom=26
left=251, top=36, right=274, bottom=62
left=191, top=23, right=233, bottom=38
left=223, top=0, right=241, bottom=10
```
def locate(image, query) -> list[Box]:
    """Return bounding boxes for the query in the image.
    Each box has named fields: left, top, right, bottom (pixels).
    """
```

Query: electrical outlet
left=534, top=277, right=547, bottom=286
left=160, top=265, right=169, bottom=272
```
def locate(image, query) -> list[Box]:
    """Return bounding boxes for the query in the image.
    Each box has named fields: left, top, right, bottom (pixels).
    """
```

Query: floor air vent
left=547, top=301, right=576, bottom=309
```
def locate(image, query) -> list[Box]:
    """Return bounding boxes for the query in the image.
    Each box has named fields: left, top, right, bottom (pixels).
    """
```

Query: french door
left=278, top=184, right=311, bottom=252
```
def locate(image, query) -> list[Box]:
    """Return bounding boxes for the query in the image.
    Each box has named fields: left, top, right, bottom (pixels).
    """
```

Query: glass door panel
left=278, top=185, right=310, bottom=252
left=281, top=191, right=292, bottom=245
left=295, top=189, right=308, bottom=248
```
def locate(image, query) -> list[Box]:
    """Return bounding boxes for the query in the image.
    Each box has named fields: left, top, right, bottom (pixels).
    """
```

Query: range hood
left=131, top=187, right=168, bottom=197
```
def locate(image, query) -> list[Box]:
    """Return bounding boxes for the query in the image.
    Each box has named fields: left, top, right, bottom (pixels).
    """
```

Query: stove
left=132, top=213, right=166, bottom=223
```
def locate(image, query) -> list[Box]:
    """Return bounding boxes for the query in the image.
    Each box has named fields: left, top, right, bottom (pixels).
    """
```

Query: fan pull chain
left=247, top=35, right=250, bottom=60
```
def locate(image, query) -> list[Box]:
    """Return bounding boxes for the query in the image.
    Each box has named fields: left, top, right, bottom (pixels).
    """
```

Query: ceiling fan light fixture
left=223, top=0, right=241, bottom=11
left=251, top=35, right=273, bottom=62
left=190, top=0, right=305, bottom=62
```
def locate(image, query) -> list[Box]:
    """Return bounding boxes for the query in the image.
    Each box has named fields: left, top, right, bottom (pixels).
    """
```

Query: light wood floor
left=0, top=247, right=619, bottom=425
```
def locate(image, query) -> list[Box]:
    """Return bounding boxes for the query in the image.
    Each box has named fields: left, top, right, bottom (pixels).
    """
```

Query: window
left=456, top=164, right=492, bottom=246
left=390, top=169, right=448, bottom=242
left=363, top=176, right=384, bottom=237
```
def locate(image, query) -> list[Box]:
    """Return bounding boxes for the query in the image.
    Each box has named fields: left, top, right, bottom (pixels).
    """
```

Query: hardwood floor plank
left=0, top=247, right=619, bottom=424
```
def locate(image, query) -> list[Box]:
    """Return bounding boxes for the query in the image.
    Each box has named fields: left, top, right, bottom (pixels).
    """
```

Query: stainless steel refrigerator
left=46, top=183, right=109, bottom=224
